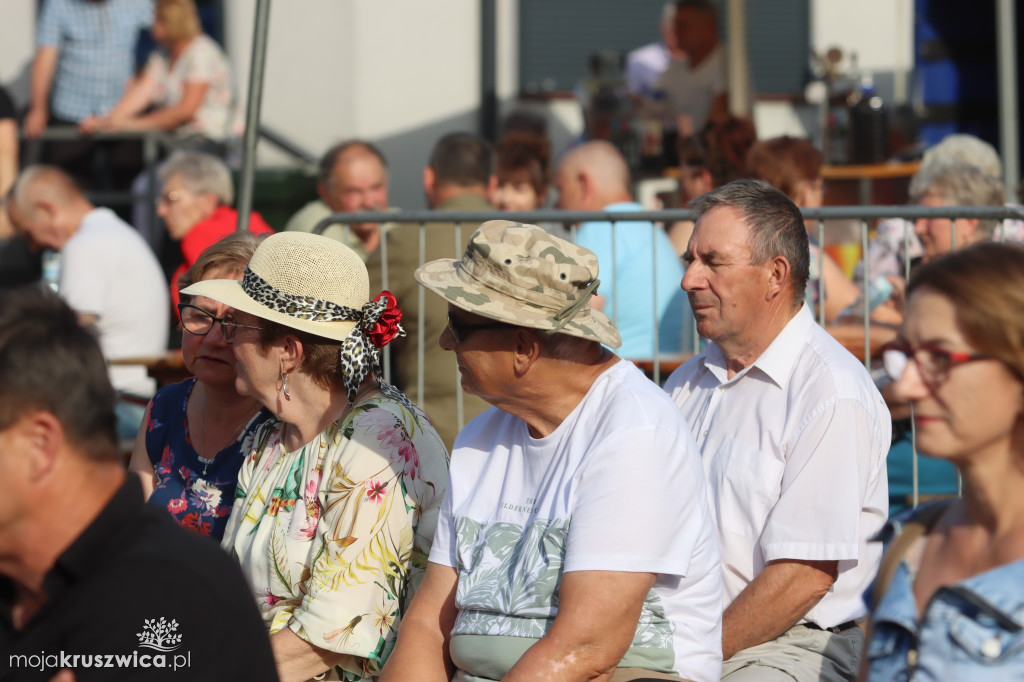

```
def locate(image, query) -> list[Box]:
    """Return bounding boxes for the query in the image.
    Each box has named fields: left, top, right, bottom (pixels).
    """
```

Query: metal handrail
left=314, top=205, right=1024, bottom=229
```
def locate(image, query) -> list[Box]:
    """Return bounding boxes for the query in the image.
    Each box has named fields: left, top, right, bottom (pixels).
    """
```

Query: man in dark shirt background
left=0, top=287, right=278, bottom=681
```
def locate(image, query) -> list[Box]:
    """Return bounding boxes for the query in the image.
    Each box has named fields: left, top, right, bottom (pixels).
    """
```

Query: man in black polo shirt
left=0, top=287, right=278, bottom=681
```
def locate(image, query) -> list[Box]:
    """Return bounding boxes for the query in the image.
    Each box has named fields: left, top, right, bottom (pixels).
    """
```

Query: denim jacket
left=865, top=511, right=1024, bottom=681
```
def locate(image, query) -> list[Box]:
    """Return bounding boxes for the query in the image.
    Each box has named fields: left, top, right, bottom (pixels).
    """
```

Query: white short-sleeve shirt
left=60, top=208, right=168, bottom=396
left=663, top=305, right=890, bottom=628
left=431, top=360, right=722, bottom=682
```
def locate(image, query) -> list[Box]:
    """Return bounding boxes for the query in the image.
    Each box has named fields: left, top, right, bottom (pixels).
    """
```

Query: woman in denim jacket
left=864, top=242, right=1024, bottom=681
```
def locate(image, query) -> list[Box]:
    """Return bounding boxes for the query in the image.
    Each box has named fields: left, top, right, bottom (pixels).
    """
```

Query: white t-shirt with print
left=430, top=359, right=722, bottom=682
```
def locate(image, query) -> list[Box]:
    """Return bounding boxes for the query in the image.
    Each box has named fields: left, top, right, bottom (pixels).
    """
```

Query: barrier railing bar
left=312, top=205, right=1024, bottom=227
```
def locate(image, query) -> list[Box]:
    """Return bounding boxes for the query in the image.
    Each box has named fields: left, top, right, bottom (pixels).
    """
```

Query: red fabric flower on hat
left=364, top=291, right=404, bottom=348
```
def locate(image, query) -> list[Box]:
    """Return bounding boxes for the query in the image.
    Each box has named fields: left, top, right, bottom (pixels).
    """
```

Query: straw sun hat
left=183, top=231, right=405, bottom=401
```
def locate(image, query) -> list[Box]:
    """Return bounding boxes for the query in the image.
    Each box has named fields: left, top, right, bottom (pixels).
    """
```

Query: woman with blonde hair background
left=79, top=0, right=237, bottom=156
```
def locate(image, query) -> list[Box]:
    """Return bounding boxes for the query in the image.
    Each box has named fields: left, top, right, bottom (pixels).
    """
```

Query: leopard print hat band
left=241, top=268, right=406, bottom=403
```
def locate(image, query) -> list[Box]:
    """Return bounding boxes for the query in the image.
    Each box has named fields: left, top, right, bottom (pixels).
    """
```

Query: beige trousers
left=721, top=624, right=863, bottom=682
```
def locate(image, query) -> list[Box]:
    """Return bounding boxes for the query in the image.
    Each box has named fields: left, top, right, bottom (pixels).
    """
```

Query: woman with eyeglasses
left=128, top=231, right=272, bottom=539
left=863, top=242, right=1024, bottom=681
left=182, top=231, right=449, bottom=681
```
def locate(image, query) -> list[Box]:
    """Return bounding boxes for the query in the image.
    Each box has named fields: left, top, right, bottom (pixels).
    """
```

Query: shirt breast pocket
left=950, top=612, right=1024, bottom=664
left=708, top=436, right=784, bottom=538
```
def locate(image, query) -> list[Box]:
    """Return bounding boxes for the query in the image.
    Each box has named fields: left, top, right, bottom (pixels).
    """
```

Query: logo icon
left=136, top=618, right=183, bottom=652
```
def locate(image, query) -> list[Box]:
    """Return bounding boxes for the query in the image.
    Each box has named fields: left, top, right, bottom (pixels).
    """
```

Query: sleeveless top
left=145, top=377, right=271, bottom=539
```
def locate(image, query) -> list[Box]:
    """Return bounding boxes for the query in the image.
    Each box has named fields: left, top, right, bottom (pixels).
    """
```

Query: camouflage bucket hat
left=414, top=220, right=621, bottom=348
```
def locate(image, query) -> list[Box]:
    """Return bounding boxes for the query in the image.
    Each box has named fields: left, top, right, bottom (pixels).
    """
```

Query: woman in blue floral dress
left=128, top=231, right=271, bottom=539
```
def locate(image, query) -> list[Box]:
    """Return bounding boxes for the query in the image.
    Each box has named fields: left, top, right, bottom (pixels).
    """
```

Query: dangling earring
left=281, top=370, right=291, bottom=399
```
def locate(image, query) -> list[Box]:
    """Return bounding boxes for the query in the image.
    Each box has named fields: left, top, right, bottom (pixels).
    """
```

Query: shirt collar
left=698, top=304, right=812, bottom=390
left=750, top=304, right=814, bottom=390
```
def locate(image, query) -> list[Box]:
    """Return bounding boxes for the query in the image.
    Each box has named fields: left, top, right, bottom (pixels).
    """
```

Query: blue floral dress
left=145, top=377, right=272, bottom=539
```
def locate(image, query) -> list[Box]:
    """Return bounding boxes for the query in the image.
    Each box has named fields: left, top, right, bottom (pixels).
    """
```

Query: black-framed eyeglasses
left=446, top=313, right=510, bottom=345
left=881, top=341, right=993, bottom=385
left=178, top=304, right=263, bottom=341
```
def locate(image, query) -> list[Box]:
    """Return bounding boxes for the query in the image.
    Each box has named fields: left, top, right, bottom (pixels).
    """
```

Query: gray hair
left=921, top=134, right=1002, bottom=179
left=910, top=160, right=1006, bottom=237
left=157, top=151, right=234, bottom=205
left=533, top=328, right=597, bottom=362
left=689, top=179, right=809, bottom=306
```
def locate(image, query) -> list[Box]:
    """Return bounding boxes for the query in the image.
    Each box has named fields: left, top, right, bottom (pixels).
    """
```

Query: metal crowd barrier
left=320, top=204, right=1024, bottom=511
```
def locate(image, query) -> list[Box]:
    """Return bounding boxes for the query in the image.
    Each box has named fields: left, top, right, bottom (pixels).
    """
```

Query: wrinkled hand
left=24, top=106, right=48, bottom=139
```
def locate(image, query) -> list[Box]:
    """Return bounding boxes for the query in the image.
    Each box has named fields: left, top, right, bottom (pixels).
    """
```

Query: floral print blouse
left=146, top=377, right=271, bottom=539
left=221, top=385, right=449, bottom=681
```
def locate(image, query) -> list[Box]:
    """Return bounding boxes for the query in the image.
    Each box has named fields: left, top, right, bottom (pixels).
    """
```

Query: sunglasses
left=446, top=313, right=510, bottom=345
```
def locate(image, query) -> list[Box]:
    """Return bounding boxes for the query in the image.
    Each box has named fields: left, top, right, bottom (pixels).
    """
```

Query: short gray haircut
left=910, top=160, right=1006, bottom=237
left=922, top=134, right=1002, bottom=179
left=689, top=179, right=810, bottom=306
left=534, top=328, right=597, bottom=362
left=157, top=151, right=234, bottom=205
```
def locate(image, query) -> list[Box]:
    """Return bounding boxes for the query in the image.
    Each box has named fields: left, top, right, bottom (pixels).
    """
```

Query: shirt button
left=981, top=638, right=1002, bottom=658
left=702, top=431, right=709, bottom=438
left=906, top=649, right=918, bottom=667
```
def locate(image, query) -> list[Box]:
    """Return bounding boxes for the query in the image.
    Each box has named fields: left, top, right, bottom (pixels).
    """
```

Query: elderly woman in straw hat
left=183, top=231, right=448, bottom=682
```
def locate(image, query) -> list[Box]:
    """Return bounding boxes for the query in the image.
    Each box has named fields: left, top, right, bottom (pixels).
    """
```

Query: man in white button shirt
left=663, top=180, right=890, bottom=681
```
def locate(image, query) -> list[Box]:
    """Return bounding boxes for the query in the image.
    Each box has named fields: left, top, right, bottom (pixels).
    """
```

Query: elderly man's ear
left=511, top=328, right=544, bottom=377
left=766, top=256, right=791, bottom=301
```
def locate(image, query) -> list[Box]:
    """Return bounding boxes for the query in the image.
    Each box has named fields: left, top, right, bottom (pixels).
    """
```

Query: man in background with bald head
left=555, top=140, right=693, bottom=358
left=5, top=165, right=168, bottom=442
left=284, top=139, right=391, bottom=260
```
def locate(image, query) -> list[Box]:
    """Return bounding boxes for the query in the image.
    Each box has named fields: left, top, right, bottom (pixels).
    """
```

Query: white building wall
left=0, top=0, right=44, bottom=106
left=226, top=0, right=484, bottom=209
